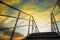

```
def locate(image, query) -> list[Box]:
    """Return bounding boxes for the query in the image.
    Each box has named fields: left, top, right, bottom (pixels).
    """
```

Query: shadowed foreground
left=23, top=32, right=60, bottom=40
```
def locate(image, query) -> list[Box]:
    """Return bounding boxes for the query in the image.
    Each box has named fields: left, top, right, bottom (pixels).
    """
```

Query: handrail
left=0, top=1, right=32, bottom=16
left=0, top=14, right=32, bottom=21
left=0, top=25, right=29, bottom=30
left=51, top=0, right=60, bottom=13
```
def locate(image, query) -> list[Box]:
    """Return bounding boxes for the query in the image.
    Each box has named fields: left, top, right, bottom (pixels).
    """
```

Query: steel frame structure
left=0, top=0, right=60, bottom=40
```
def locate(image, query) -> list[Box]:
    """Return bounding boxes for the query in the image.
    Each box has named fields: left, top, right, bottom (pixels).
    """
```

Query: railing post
left=52, top=13, right=59, bottom=34
left=10, top=11, right=20, bottom=40
left=28, top=16, right=31, bottom=35
left=32, top=18, right=33, bottom=33
left=51, top=13, right=55, bottom=32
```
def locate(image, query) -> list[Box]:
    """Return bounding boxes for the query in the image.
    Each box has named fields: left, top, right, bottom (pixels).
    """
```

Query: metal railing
left=50, top=0, right=60, bottom=35
left=0, top=1, right=39, bottom=40
left=0, top=0, right=60, bottom=40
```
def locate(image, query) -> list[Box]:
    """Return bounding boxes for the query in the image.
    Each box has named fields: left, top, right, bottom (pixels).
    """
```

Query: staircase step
left=28, top=32, right=60, bottom=38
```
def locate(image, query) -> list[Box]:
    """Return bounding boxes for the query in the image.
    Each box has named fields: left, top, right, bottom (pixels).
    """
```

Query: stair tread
left=27, top=32, right=60, bottom=38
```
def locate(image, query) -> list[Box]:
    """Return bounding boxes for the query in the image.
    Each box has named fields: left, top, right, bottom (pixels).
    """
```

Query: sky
left=0, top=0, right=60, bottom=40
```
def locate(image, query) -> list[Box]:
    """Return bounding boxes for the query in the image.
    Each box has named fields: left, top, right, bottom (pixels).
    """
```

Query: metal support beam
left=28, top=16, right=31, bottom=35
left=0, top=14, right=32, bottom=21
left=32, top=17, right=39, bottom=33
left=32, top=19, right=34, bottom=33
left=0, top=25, right=29, bottom=30
left=51, top=13, right=55, bottom=32
left=51, top=0, right=60, bottom=12
left=52, top=13, right=59, bottom=34
left=10, top=11, right=20, bottom=40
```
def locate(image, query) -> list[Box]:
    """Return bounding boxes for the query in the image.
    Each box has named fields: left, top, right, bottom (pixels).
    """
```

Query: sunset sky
left=0, top=0, right=60, bottom=40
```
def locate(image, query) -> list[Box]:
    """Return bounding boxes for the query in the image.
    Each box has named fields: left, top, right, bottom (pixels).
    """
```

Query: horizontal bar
left=0, top=25, right=29, bottom=30
left=0, top=14, right=32, bottom=21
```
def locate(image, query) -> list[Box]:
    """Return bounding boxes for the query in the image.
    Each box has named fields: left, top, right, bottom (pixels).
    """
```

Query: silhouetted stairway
left=23, top=32, right=60, bottom=40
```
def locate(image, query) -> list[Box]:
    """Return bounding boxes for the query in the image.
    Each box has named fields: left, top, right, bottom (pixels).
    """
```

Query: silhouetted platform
left=23, top=32, right=60, bottom=40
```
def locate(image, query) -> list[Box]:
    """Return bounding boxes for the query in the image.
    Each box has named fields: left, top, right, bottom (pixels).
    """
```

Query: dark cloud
left=0, top=26, right=24, bottom=37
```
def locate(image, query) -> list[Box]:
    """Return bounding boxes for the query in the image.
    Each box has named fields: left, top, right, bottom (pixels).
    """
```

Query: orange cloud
left=0, top=30, right=26, bottom=40
left=4, top=18, right=14, bottom=24
left=0, top=3, right=8, bottom=22
left=3, top=0, right=21, bottom=5
left=0, top=33, right=26, bottom=40
left=0, top=16, right=6, bottom=22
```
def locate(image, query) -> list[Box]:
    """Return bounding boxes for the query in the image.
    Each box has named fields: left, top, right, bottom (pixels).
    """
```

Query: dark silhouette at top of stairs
left=23, top=32, right=60, bottom=40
